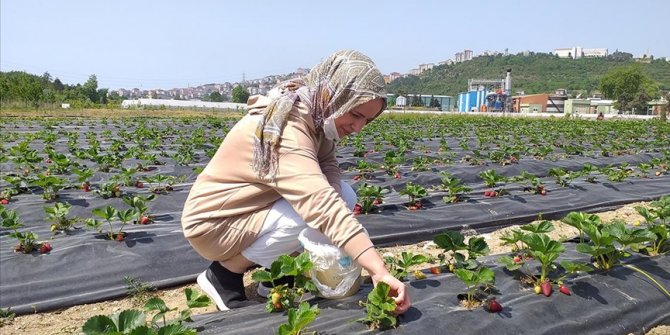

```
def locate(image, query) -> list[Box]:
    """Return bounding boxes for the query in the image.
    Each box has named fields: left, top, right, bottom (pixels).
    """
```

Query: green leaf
left=82, top=315, right=118, bottom=334
left=521, top=220, right=554, bottom=234
left=115, top=310, right=146, bottom=332
left=251, top=270, right=273, bottom=284
left=433, top=230, right=467, bottom=251
left=144, top=297, right=169, bottom=313
left=467, top=237, right=490, bottom=257
left=184, top=288, right=210, bottom=308
left=128, top=325, right=156, bottom=335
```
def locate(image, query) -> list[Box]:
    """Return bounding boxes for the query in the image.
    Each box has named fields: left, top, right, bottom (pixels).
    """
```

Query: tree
left=53, top=78, right=64, bottom=92
left=208, top=91, right=224, bottom=102
left=411, top=94, right=423, bottom=107
left=82, top=75, right=98, bottom=102
left=231, top=85, right=249, bottom=103
left=600, top=64, right=658, bottom=113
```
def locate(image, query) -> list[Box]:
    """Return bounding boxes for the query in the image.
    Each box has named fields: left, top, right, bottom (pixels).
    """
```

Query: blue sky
left=2, top=0, right=668, bottom=90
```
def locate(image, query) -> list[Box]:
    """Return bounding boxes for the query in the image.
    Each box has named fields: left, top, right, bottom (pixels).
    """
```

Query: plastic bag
left=298, top=228, right=362, bottom=299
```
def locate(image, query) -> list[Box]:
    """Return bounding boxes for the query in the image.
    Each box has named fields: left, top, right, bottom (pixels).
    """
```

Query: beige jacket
left=181, top=97, right=363, bottom=261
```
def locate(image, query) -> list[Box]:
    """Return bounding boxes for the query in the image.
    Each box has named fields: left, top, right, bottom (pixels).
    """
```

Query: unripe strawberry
left=534, top=285, right=542, bottom=294
left=271, top=292, right=282, bottom=305
left=413, top=270, right=426, bottom=280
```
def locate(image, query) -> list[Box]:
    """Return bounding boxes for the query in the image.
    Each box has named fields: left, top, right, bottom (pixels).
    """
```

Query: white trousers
left=241, top=181, right=357, bottom=269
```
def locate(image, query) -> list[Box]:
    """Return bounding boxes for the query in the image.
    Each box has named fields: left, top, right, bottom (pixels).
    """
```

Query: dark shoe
left=197, top=262, right=254, bottom=311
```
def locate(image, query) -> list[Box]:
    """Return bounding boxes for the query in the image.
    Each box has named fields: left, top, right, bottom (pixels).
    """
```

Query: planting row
left=78, top=198, right=669, bottom=335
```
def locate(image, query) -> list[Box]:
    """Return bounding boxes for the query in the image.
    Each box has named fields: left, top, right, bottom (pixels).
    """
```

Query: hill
left=386, top=53, right=670, bottom=97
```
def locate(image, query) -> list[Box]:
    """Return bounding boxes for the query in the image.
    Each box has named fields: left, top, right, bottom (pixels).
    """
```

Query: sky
left=2, top=0, right=669, bottom=90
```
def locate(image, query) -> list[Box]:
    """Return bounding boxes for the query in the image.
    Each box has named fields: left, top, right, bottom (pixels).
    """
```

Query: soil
left=1, top=201, right=668, bottom=335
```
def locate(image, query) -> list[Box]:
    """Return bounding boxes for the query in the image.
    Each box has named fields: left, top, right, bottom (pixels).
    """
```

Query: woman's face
left=334, top=98, right=384, bottom=138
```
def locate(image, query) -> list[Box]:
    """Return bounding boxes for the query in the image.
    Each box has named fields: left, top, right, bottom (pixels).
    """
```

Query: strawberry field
left=1, top=113, right=669, bottom=334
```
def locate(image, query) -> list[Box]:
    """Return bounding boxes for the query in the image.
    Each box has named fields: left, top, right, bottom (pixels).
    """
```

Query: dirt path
left=1, top=201, right=668, bottom=335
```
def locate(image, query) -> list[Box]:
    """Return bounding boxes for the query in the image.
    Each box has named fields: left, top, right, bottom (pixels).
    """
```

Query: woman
left=181, top=50, right=410, bottom=314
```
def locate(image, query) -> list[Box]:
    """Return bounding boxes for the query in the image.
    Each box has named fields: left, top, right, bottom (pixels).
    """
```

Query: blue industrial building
left=458, top=90, right=489, bottom=112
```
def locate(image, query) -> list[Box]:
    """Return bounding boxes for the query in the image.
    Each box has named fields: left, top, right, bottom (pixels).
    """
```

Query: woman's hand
left=371, top=273, right=411, bottom=315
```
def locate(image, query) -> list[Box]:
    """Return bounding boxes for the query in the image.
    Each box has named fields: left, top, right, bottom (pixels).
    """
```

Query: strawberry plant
left=439, top=172, right=471, bottom=203
left=72, top=167, right=94, bottom=191
left=433, top=230, right=490, bottom=271
left=498, top=232, right=592, bottom=297
left=82, top=288, right=209, bottom=335
left=581, top=163, right=599, bottom=183
left=566, top=213, right=670, bottom=297
left=381, top=150, right=404, bottom=176
left=355, top=183, right=387, bottom=214
left=479, top=169, right=508, bottom=196
left=453, top=267, right=495, bottom=308
left=547, top=168, right=579, bottom=187
left=123, top=194, right=156, bottom=225
left=358, top=282, right=397, bottom=330
left=112, top=167, right=139, bottom=187
left=148, top=174, right=176, bottom=194
left=45, top=151, right=76, bottom=175
left=96, top=182, right=122, bottom=199
left=277, top=301, right=320, bottom=335
left=251, top=252, right=316, bottom=313
left=44, top=202, right=79, bottom=233
left=383, top=251, right=428, bottom=281
left=2, top=207, right=32, bottom=252
left=399, top=182, right=427, bottom=210
left=32, top=174, right=65, bottom=201
left=86, top=205, right=137, bottom=241
left=515, top=171, right=547, bottom=195
left=634, top=196, right=670, bottom=255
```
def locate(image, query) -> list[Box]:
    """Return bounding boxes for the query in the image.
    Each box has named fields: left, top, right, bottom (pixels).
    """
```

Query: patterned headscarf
left=252, top=50, right=386, bottom=181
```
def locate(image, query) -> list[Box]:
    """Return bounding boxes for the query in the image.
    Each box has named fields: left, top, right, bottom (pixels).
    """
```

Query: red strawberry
left=408, top=205, right=418, bottom=211
left=38, top=242, right=52, bottom=254
left=541, top=281, right=552, bottom=297
left=540, top=189, right=547, bottom=196
left=414, top=202, right=422, bottom=209
left=429, top=266, right=441, bottom=274
left=116, top=234, right=124, bottom=241
left=373, top=198, right=382, bottom=205
left=353, top=175, right=362, bottom=181
left=0, top=199, right=8, bottom=205
left=484, top=190, right=491, bottom=197
left=140, top=216, right=151, bottom=225
left=82, top=183, right=90, bottom=192
left=45, top=159, right=52, bottom=164
left=485, top=298, right=503, bottom=313
left=135, top=181, right=144, bottom=188
left=513, top=256, right=522, bottom=263
left=394, top=172, right=401, bottom=179
left=559, top=285, right=571, bottom=296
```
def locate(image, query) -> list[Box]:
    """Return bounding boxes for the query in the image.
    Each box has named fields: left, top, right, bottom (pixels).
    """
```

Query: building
left=418, top=63, right=435, bottom=73
left=458, top=90, right=490, bottom=112
left=391, top=94, right=453, bottom=111
left=554, top=47, right=608, bottom=59
left=647, top=97, right=668, bottom=116
left=564, top=99, right=592, bottom=114
left=511, top=90, right=568, bottom=113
